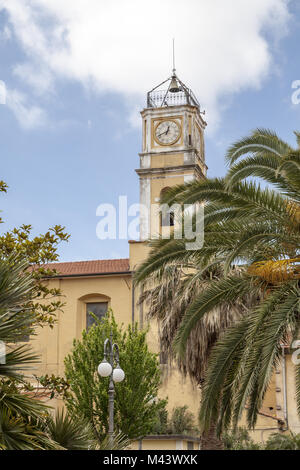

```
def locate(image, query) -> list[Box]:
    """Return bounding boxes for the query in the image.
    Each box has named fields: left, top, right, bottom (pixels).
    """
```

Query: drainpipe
left=281, top=345, right=289, bottom=430
left=131, top=272, right=135, bottom=325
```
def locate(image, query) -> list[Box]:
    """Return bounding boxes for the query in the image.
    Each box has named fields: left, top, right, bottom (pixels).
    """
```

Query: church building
left=31, top=71, right=297, bottom=448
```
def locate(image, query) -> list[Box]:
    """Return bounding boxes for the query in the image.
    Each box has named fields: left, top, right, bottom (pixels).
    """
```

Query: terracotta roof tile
left=42, top=259, right=130, bottom=276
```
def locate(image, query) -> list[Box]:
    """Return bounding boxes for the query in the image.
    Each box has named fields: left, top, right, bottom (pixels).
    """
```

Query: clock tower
left=136, top=71, right=207, bottom=240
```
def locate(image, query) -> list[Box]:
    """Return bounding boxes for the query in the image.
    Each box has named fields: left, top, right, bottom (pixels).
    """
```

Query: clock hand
left=157, top=126, right=170, bottom=138
left=157, top=129, right=168, bottom=138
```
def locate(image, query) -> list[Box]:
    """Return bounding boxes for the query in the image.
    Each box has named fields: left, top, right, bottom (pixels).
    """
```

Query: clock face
left=155, top=120, right=181, bottom=145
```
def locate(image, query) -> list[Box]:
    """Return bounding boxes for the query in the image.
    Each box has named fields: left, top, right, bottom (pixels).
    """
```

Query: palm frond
left=98, top=431, right=131, bottom=450
left=0, top=409, right=42, bottom=450
left=248, top=258, right=300, bottom=283
left=225, top=128, right=292, bottom=166
left=199, top=318, right=250, bottom=432
left=173, top=275, right=262, bottom=357
left=0, top=344, right=40, bottom=380
left=45, top=410, right=96, bottom=450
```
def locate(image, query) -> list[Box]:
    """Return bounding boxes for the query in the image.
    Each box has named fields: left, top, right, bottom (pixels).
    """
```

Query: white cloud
left=13, top=63, right=54, bottom=96
left=0, top=24, right=11, bottom=41
left=0, top=80, right=6, bottom=104
left=0, top=0, right=291, bottom=131
left=6, top=88, right=47, bottom=129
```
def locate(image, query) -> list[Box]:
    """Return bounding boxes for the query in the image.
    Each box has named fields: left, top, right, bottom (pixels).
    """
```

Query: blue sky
left=0, top=0, right=299, bottom=262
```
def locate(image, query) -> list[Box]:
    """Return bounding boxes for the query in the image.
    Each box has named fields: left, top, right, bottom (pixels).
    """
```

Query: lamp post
left=97, top=331, right=125, bottom=448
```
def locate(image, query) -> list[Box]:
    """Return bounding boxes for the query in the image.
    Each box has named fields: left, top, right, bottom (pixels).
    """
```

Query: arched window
left=78, top=294, right=110, bottom=332
left=86, top=302, right=108, bottom=330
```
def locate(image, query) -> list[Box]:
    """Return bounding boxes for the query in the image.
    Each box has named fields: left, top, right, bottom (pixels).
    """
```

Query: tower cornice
left=135, top=164, right=206, bottom=180
left=141, top=105, right=207, bottom=128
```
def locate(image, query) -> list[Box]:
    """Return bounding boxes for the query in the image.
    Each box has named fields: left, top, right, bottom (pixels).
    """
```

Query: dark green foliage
left=45, top=410, right=94, bottom=450
left=151, top=404, right=198, bottom=436
left=36, top=374, right=71, bottom=400
left=222, top=427, right=262, bottom=450
left=98, top=431, right=130, bottom=450
left=151, top=406, right=169, bottom=435
left=64, top=312, right=166, bottom=441
left=265, top=432, right=300, bottom=450
left=0, top=409, right=52, bottom=450
left=168, top=406, right=198, bottom=435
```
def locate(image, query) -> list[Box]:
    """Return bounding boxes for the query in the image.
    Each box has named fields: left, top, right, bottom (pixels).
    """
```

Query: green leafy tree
left=151, top=405, right=169, bottom=435
left=0, top=180, right=8, bottom=225
left=168, top=406, right=198, bottom=435
left=0, top=181, right=69, bottom=448
left=64, top=312, right=166, bottom=441
left=151, top=404, right=198, bottom=436
left=0, top=180, right=69, bottom=329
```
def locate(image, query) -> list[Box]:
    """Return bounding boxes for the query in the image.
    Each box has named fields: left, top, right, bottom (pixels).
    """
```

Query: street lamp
left=98, top=331, right=125, bottom=448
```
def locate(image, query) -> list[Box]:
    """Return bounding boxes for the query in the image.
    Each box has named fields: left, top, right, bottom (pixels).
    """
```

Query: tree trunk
left=200, top=423, right=223, bottom=450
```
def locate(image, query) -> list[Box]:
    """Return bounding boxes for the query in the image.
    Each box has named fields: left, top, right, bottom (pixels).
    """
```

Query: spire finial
left=172, top=38, right=176, bottom=75
left=169, top=39, right=180, bottom=93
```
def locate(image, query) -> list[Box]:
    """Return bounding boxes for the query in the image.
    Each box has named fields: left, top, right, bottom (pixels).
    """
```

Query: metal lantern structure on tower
left=147, top=72, right=201, bottom=110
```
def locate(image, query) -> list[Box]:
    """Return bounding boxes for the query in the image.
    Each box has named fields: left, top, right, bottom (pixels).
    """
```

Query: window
left=86, top=302, right=108, bottom=330
left=161, top=209, right=174, bottom=227
left=160, top=187, right=175, bottom=228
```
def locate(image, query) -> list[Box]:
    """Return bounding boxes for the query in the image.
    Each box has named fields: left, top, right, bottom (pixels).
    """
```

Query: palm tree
left=0, top=256, right=53, bottom=449
left=139, top=263, right=246, bottom=384
left=44, top=410, right=95, bottom=450
left=98, top=431, right=131, bottom=450
left=44, top=408, right=131, bottom=451
left=135, top=129, right=300, bottom=443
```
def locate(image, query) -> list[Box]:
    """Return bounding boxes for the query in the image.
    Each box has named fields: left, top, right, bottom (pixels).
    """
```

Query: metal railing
left=147, top=88, right=200, bottom=109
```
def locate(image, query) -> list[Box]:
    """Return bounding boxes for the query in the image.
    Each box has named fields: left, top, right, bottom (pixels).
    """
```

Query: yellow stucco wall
left=150, top=153, right=184, bottom=168
left=30, top=267, right=201, bottom=416
left=130, top=437, right=200, bottom=450
left=281, top=354, right=300, bottom=435
left=31, top=274, right=132, bottom=377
